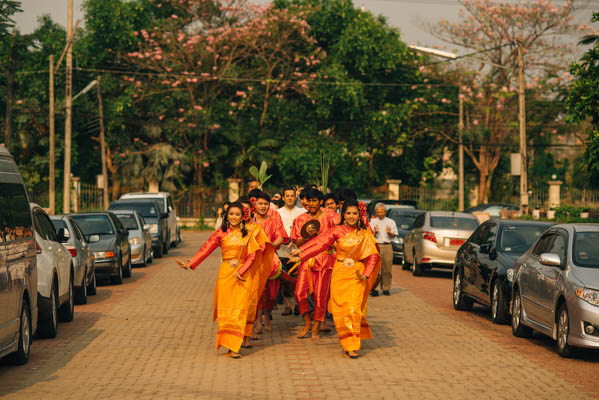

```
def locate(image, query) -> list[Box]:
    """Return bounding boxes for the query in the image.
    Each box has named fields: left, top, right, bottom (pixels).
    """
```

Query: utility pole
left=517, top=42, right=528, bottom=215
left=96, top=76, right=109, bottom=210
left=49, top=55, right=56, bottom=214
left=63, top=0, right=73, bottom=214
left=458, top=82, right=464, bottom=212
left=4, top=34, right=15, bottom=150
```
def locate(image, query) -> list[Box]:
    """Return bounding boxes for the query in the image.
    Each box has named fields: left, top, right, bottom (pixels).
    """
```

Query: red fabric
left=311, top=268, right=332, bottom=322
left=189, top=229, right=226, bottom=270
left=362, top=253, right=379, bottom=278
left=237, top=252, right=256, bottom=276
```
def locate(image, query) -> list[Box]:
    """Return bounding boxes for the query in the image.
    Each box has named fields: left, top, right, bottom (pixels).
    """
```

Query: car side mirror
left=540, top=253, right=562, bottom=268
left=143, top=224, right=151, bottom=231
left=57, top=228, right=70, bottom=243
left=480, top=243, right=491, bottom=254
left=89, top=234, right=100, bottom=243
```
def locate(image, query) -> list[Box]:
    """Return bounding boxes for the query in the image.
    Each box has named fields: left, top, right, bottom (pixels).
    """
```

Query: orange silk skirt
left=328, top=260, right=379, bottom=352
left=213, top=260, right=252, bottom=353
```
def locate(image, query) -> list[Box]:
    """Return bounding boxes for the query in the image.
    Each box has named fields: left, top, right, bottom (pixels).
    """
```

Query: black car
left=108, top=199, right=169, bottom=258
left=452, top=219, right=552, bottom=324
left=71, top=212, right=131, bottom=284
left=386, top=208, right=425, bottom=265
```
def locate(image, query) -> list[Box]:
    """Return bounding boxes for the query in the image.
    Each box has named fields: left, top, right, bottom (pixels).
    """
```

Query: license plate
left=450, top=239, right=465, bottom=246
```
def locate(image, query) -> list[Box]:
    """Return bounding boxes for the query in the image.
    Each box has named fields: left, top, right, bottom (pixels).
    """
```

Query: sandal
left=229, top=352, right=242, bottom=359
left=282, top=307, right=292, bottom=316
left=344, top=351, right=359, bottom=359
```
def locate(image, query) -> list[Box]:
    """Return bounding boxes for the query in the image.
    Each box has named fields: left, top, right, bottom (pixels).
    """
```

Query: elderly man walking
left=369, top=203, right=398, bottom=296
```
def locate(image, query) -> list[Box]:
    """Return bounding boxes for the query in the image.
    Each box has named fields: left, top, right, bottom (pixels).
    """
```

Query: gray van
left=0, top=146, right=37, bottom=364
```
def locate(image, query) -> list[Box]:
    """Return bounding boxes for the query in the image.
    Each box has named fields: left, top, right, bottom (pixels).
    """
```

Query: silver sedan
left=511, top=224, right=599, bottom=357
left=403, top=211, right=479, bottom=276
left=112, top=210, right=153, bottom=267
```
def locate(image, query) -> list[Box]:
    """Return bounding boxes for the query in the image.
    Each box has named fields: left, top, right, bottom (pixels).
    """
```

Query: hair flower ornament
left=358, top=201, right=367, bottom=218
left=242, top=206, right=251, bottom=222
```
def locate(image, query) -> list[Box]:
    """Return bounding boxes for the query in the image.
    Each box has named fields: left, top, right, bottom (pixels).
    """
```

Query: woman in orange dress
left=176, top=202, right=261, bottom=359
left=290, top=199, right=380, bottom=358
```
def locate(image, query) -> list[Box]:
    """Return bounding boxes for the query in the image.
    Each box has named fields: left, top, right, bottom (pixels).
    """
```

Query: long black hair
left=339, top=199, right=367, bottom=230
left=221, top=202, right=248, bottom=237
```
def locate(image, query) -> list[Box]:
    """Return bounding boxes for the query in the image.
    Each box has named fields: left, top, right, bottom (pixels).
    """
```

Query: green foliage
left=249, top=161, right=272, bottom=190
left=0, top=0, right=21, bottom=38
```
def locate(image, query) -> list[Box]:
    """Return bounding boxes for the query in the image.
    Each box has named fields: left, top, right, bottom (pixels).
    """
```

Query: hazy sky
left=12, top=0, right=597, bottom=53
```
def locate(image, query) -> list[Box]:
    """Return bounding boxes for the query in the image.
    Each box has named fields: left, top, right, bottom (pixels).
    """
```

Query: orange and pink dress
left=299, top=225, right=380, bottom=352
left=188, top=227, right=261, bottom=353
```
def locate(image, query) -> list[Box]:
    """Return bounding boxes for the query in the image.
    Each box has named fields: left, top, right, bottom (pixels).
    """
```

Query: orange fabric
left=256, top=213, right=289, bottom=311
left=188, top=228, right=260, bottom=353
left=299, top=225, right=381, bottom=351
left=244, top=222, right=272, bottom=336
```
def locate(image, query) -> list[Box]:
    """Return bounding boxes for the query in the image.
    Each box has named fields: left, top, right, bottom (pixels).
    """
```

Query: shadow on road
left=0, top=311, right=103, bottom=395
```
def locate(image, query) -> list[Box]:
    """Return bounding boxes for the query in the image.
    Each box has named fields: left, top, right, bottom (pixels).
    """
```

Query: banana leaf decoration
left=249, top=161, right=271, bottom=190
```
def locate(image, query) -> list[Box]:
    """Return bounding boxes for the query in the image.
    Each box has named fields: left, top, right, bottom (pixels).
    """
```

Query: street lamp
left=409, top=44, right=527, bottom=213
left=409, top=45, right=464, bottom=211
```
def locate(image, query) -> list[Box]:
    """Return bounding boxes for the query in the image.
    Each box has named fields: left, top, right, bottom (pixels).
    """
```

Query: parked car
left=403, top=211, right=479, bottom=276
left=120, top=192, right=181, bottom=247
left=31, top=203, right=75, bottom=338
left=51, top=215, right=97, bottom=304
left=112, top=210, right=153, bottom=267
left=386, top=208, right=425, bottom=265
left=366, top=200, right=417, bottom=219
left=511, top=224, right=599, bottom=357
left=453, top=220, right=552, bottom=324
left=465, top=203, right=519, bottom=218
left=71, top=212, right=131, bottom=284
left=109, top=200, right=168, bottom=258
left=0, top=147, right=37, bottom=364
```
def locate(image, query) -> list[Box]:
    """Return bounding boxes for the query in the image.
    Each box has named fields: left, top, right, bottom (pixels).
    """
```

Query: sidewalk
left=0, top=231, right=591, bottom=399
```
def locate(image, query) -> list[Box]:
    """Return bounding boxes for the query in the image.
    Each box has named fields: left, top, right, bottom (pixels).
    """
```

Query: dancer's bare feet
left=264, top=311, right=273, bottom=331
left=297, top=314, right=311, bottom=338
left=319, top=321, right=331, bottom=333
left=311, top=321, right=321, bottom=340
left=229, top=351, right=242, bottom=359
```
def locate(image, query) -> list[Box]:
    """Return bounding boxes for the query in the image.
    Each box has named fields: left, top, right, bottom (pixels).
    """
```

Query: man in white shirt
left=369, top=203, right=398, bottom=296
left=277, top=187, right=305, bottom=314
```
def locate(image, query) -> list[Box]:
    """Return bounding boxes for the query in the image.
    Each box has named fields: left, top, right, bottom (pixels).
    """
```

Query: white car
left=120, top=192, right=181, bottom=247
left=30, top=204, right=75, bottom=338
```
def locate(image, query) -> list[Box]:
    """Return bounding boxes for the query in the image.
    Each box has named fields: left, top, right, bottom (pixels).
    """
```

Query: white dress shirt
left=277, top=206, right=304, bottom=258
left=370, top=217, right=398, bottom=244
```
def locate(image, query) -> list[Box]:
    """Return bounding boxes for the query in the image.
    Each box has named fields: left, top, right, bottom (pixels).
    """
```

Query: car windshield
left=111, top=203, right=158, bottom=219
left=499, top=225, right=546, bottom=254
left=128, top=197, right=165, bottom=213
left=573, top=231, right=599, bottom=268
left=116, top=214, right=139, bottom=231
left=388, top=212, right=422, bottom=230
left=51, top=219, right=67, bottom=231
left=71, top=215, right=114, bottom=236
left=430, top=216, right=478, bottom=230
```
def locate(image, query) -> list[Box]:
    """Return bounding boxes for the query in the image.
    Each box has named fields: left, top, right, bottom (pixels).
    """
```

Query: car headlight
left=149, top=224, right=158, bottom=234
left=506, top=268, right=514, bottom=283
left=93, top=251, right=114, bottom=259
left=129, top=237, right=141, bottom=245
left=576, top=288, right=599, bottom=307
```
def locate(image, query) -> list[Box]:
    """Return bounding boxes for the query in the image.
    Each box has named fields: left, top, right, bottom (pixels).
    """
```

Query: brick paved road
left=0, top=231, right=596, bottom=399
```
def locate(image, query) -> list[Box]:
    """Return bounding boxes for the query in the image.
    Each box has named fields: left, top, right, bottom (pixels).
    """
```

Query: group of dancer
left=175, top=185, right=381, bottom=359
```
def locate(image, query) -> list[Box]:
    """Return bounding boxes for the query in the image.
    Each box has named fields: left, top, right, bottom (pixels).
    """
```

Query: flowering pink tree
left=425, top=0, right=592, bottom=203
left=123, top=0, right=322, bottom=184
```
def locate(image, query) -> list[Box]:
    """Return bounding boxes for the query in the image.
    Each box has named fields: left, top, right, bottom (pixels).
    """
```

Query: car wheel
left=7, top=298, right=32, bottom=365
left=74, top=268, right=87, bottom=305
left=111, top=256, right=124, bottom=285
left=453, top=269, right=473, bottom=311
left=401, top=254, right=411, bottom=271
left=177, top=229, right=182, bottom=244
left=123, top=251, right=132, bottom=278
left=412, top=252, right=423, bottom=276
left=140, top=246, right=148, bottom=267
left=58, top=274, right=75, bottom=322
left=491, top=280, right=509, bottom=324
left=163, top=238, right=169, bottom=255
left=38, top=284, right=58, bottom=338
left=511, top=287, right=533, bottom=338
left=148, top=248, right=154, bottom=264
left=155, top=243, right=163, bottom=259
left=87, top=271, right=97, bottom=295
left=557, top=303, right=575, bottom=358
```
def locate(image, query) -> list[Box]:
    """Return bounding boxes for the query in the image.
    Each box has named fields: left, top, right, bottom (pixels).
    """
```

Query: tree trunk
left=478, top=171, right=488, bottom=205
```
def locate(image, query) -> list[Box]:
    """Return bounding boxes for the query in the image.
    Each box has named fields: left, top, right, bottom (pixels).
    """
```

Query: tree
left=0, top=0, right=21, bottom=38
left=426, top=0, right=589, bottom=203
left=567, top=12, right=599, bottom=185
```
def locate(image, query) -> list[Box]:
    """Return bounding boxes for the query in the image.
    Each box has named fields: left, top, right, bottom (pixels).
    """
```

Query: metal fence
left=396, top=186, right=458, bottom=211
left=173, top=187, right=227, bottom=219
